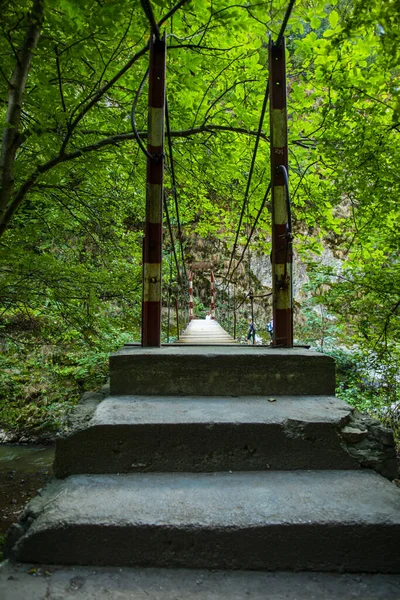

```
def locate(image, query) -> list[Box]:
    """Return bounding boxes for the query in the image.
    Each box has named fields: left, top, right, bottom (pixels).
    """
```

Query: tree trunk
left=0, top=0, right=45, bottom=226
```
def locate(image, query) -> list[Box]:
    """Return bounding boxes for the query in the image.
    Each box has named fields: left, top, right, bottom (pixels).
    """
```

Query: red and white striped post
left=269, top=37, right=293, bottom=347
left=141, top=32, right=166, bottom=347
left=188, top=271, right=194, bottom=321
left=210, top=271, right=216, bottom=320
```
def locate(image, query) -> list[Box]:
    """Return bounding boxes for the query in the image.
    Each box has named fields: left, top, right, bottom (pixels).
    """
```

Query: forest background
left=0, top=0, right=399, bottom=440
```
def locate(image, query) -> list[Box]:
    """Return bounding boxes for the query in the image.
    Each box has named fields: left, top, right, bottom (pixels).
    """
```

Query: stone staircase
left=5, top=345, right=400, bottom=572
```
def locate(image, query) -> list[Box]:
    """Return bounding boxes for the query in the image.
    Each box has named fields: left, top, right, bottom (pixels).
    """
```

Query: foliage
left=0, top=314, right=133, bottom=437
left=296, top=264, right=399, bottom=436
left=331, top=346, right=399, bottom=440
left=0, top=0, right=399, bottom=434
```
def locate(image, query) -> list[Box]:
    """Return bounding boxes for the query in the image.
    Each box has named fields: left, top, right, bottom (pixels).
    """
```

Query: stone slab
left=7, top=470, right=400, bottom=572
left=92, top=395, right=352, bottom=425
left=54, top=396, right=358, bottom=476
left=109, top=347, right=335, bottom=396
left=2, top=562, right=400, bottom=600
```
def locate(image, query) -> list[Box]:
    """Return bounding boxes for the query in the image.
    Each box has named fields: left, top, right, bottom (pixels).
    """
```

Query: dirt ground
left=0, top=445, right=55, bottom=557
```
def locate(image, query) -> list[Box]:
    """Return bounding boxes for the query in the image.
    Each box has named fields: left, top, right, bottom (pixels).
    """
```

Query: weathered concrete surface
left=6, top=470, right=400, bottom=572
left=54, top=396, right=359, bottom=476
left=2, top=562, right=400, bottom=600
left=110, top=347, right=335, bottom=396
left=64, top=383, right=109, bottom=434
left=340, top=411, right=398, bottom=480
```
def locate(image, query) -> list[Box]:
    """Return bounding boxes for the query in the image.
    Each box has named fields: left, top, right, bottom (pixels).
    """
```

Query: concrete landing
left=54, top=396, right=359, bottom=476
left=2, top=562, right=400, bottom=600
left=7, top=470, right=400, bottom=572
left=110, top=346, right=335, bottom=396
left=175, top=319, right=236, bottom=344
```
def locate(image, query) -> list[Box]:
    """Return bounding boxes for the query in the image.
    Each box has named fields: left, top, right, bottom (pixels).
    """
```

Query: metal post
left=167, top=287, right=171, bottom=343
left=189, top=271, right=194, bottom=320
left=167, top=258, right=172, bottom=343
left=210, top=270, right=215, bottom=319
left=175, top=297, right=180, bottom=340
left=233, top=286, right=236, bottom=339
left=269, top=37, right=293, bottom=347
left=227, top=283, right=231, bottom=335
left=250, top=288, right=255, bottom=345
left=142, top=32, right=166, bottom=347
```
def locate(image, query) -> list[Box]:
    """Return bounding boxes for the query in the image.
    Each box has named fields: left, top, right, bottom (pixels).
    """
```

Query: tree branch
left=0, top=0, right=44, bottom=221
left=0, top=0, right=194, bottom=238
left=60, top=0, right=190, bottom=154
left=202, top=78, right=257, bottom=124
left=55, top=45, right=66, bottom=112
left=168, top=43, right=244, bottom=52
left=0, top=122, right=270, bottom=238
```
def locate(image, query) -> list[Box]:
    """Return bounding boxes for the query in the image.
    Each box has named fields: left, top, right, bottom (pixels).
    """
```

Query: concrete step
left=54, top=396, right=360, bottom=477
left=3, top=562, right=400, bottom=599
left=7, top=470, right=400, bottom=572
left=110, top=346, right=335, bottom=396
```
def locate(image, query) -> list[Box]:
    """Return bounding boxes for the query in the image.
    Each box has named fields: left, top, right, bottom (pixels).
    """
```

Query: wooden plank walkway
left=175, top=319, right=237, bottom=345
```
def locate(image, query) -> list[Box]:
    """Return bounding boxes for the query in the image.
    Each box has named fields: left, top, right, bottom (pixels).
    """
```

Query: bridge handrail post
left=142, top=32, right=166, bottom=347
left=269, top=36, right=293, bottom=347
left=189, top=271, right=194, bottom=321
left=210, top=270, right=216, bottom=320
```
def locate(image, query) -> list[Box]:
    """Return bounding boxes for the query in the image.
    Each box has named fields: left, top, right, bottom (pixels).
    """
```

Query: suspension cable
left=165, top=99, right=187, bottom=282
left=140, top=0, right=160, bottom=39
left=235, top=292, right=250, bottom=311
left=131, top=68, right=152, bottom=160
left=277, top=0, right=296, bottom=44
left=223, top=81, right=270, bottom=286
left=163, top=190, right=182, bottom=284
left=279, top=165, right=292, bottom=235
left=223, top=0, right=296, bottom=287
left=278, top=164, right=293, bottom=287
left=229, top=182, right=272, bottom=284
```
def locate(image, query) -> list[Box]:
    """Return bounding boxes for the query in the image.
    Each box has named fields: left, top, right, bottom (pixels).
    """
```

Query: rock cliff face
left=250, top=247, right=342, bottom=303
left=184, top=232, right=343, bottom=339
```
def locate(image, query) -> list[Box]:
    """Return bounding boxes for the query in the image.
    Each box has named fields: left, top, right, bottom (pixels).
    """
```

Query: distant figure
left=266, top=318, right=274, bottom=342
left=247, top=316, right=256, bottom=345
left=205, top=311, right=212, bottom=320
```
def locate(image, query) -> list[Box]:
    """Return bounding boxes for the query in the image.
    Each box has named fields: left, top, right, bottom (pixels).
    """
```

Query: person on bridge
left=205, top=311, right=212, bottom=320
left=247, top=317, right=256, bottom=345
left=266, top=318, right=274, bottom=342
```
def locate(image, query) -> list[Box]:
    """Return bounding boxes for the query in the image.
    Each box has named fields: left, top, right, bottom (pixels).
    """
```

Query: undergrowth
left=327, top=347, right=400, bottom=443
left=0, top=318, right=133, bottom=439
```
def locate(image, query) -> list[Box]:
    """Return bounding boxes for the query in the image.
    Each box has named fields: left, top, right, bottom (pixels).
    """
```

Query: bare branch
left=168, top=43, right=244, bottom=53
left=60, top=44, right=149, bottom=154
left=0, top=65, right=11, bottom=86
left=191, top=54, right=245, bottom=128
left=157, top=0, right=190, bottom=28
left=55, top=45, right=66, bottom=112
left=0, top=122, right=270, bottom=237
left=202, top=78, right=257, bottom=124
left=60, top=0, right=190, bottom=154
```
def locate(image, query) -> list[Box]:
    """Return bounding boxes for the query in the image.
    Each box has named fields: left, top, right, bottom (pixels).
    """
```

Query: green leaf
left=310, top=16, right=321, bottom=30
left=329, top=10, right=339, bottom=29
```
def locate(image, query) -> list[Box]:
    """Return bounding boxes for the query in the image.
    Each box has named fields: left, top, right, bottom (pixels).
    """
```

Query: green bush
left=0, top=324, right=132, bottom=438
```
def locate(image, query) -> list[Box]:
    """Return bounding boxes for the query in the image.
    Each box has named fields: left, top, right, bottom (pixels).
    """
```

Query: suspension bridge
left=4, top=0, right=400, bottom=591
left=137, top=0, right=294, bottom=348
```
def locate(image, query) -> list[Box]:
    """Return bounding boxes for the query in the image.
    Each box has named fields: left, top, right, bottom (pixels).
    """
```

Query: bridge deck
left=175, top=319, right=236, bottom=345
